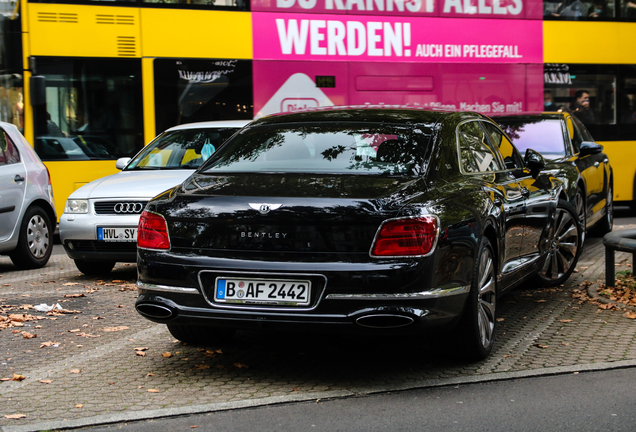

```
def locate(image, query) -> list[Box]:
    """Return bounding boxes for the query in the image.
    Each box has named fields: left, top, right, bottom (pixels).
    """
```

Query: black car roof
left=492, top=112, right=567, bottom=121
left=250, top=106, right=486, bottom=127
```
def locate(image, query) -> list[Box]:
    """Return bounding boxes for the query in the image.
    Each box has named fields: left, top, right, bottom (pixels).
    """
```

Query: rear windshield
left=497, top=118, right=566, bottom=158
left=199, top=123, right=431, bottom=175
left=125, top=127, right=240, bottom=170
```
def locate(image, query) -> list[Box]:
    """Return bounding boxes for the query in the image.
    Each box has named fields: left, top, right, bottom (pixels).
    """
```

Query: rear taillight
left=371, top=216, right=438, bottom=257
left=138, top=211, right=170, bottom=250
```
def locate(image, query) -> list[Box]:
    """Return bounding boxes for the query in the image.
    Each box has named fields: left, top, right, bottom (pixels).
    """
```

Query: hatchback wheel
left=167, top=324, right=236, bottom=345
left=456, top=237, right=497, bottom=361
left=9, top=206, right=53, bottom=269
left=74, top=259, right=116, bottom=276
left=535, top=200, right=582, bottom=287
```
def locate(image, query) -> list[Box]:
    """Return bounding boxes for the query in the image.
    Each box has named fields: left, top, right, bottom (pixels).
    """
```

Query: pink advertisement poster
left=251, top=0, right=542, bottom=19
left=252, top=13, right=543, bottom=64
left=253, top=61, right=544, bottom=118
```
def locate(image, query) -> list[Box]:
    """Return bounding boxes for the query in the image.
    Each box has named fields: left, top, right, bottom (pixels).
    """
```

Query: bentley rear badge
left=249, top=203, right=283, bottom=214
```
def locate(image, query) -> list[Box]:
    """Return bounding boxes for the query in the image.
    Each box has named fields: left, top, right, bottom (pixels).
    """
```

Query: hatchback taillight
left=138, top=211, right=170, bottom=250
left=371, top=216, right=438, bottom=257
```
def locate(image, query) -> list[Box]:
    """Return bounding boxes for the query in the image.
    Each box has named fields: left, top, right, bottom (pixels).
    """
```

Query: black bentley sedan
left=135, top=108, right=582, bottom=361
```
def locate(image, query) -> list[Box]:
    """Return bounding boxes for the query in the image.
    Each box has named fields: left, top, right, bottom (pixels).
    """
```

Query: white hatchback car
left=59, top=120, right=249, bottom=275
left=0, top=122, right=56, bottom=269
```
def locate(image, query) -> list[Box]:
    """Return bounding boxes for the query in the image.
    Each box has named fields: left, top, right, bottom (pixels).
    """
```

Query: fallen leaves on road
left=135, top=347, right=148, bottom=357
left=148, top=389, right=160, bottom=393
left=39, top=380, right=52, bottom=384
left=70, top=369, right=81, bottom=374
left=533, top=344, right=549, bottom=349
left=161, top=352, right=172, bottom=358
left=4, top=414, right=26, bottom=419
left=21, top=332, right=36, bottom=339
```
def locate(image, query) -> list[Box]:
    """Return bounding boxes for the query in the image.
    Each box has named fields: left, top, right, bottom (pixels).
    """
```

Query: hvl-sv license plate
left=215, top=277, right=311, bottom=306
left=98, top=227, right=137, bottom=242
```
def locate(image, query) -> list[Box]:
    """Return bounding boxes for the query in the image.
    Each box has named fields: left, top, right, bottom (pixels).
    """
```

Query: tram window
left=545, top=69, right=616, bottom=126
left=621, top=0, right=636, bottom=18
left=622, top=77, right=636, bottom=123
left=544, top=0, right=615, bottom=19
left=31, top=57, right=143, bottom=160
left=153, top=58, right=253, bottom=136
left=142, top=0, right=248, bottom=8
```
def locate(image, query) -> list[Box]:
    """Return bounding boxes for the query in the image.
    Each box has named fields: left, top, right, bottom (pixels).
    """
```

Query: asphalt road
left=81, top=366, right=636, bottom=432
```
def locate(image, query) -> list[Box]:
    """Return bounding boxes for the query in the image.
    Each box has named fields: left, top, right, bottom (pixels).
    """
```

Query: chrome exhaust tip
left=136, top=303, right=175, bottom=320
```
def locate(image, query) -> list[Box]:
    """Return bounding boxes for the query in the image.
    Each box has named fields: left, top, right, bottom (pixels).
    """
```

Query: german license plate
left=214, top=277, right=311, bottom=306
left=98, top=227, right=137, bottom=242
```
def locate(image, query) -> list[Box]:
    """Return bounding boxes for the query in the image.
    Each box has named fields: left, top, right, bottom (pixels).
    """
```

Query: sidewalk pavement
left=1, top=226, right=635, bottom=432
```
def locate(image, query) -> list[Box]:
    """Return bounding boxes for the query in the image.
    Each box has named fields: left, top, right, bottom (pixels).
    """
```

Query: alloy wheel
left=477, top=246, right=496, bottom=349
left=540, top=207, right=580, bottom=281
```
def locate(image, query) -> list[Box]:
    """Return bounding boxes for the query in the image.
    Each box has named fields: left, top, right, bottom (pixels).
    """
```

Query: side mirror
left=579, top=141, right=603, bottom=156
left=524, top=148, right=546, bottom=174
left=116, top=157, right=131, bottom=170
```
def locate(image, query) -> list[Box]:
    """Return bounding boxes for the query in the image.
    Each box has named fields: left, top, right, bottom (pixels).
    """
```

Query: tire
left=9, top=205, right=53, bottom=270
left=595, top=184, right=613, bottom=235
left=455, top=237, right=497, bottom=361
left=167, top=324, right=236, bottom=345
left=74, top=259, right=116, bottom=276
left=535, top=199, right=582, bottom=287
left=574, top=187, right=586, bottom=244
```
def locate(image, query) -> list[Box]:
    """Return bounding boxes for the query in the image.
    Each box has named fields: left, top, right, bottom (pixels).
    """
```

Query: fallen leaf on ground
left=148, top=389, right=160, bottom=393
left=70, top=369, right=81, bottom=374
left=64, top=294, right=86, bottom=298
left=136, top=351, right=146, bottom=357
left=533, top=344, right=549, bottom=349
left=161, top=352, right=172, bottom=358
left=234, top=363, right=249, bottom=368
left=75, top=404, right=83, bottom=408
left=39, top=380, right=52, bottom=384
left=103, top=326, right=129, bottom=332
left=21, top=332, right=36, bottom=339
left=4, top=414, right=26, bottom=419
left=12, top=374, right=25, bottom=381
left=559, top=319, right=573, bottom=323
left=624, top=311, right=636, bottom=319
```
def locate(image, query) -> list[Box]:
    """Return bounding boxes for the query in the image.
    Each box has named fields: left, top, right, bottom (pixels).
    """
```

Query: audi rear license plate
left=215, top=277, right=311, bottom=306
left=98, top=227, right=137, bottom=242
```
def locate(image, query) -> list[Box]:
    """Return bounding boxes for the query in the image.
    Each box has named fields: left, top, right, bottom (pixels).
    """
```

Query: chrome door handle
left=594, top=162, right=600, bottom=167
left=604, top=158, right=609, bottom=164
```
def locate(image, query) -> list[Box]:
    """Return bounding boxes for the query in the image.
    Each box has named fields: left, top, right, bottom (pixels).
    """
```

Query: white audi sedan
left=59, top=120, right=249, bottom=275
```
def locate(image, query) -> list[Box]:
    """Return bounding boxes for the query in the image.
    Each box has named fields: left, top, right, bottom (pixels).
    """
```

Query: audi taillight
left=138, top=211, right=170, bottom=250
left=371, top=216, right=438, bottom=257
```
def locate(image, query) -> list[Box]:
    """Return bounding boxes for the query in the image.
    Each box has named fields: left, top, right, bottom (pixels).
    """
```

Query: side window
left=457, top=121, right=502, bottom=174
left=566, top=116, right=583, bottom=153
left=481, top=122, right=525, bottom=170
left=0, top=130, right=20, bottom=165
